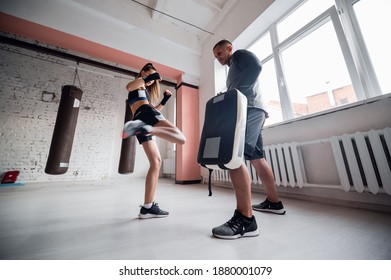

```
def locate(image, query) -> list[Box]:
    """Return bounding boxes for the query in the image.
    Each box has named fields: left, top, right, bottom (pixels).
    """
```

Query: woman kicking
left=123, top=63, right=185, bottom=219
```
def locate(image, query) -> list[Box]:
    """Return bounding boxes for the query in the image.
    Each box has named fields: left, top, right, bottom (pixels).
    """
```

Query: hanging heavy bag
left=118, top=100, right=136, bottom=174
left=197, top=89, right=247, bottom=195
left=45, top=82, right=83, bottom=175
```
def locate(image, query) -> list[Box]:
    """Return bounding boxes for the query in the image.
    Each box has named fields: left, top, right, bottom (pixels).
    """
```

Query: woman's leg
left=142, top=140, right=162, bottom=204
left=150, top=120, right=186, bottom=144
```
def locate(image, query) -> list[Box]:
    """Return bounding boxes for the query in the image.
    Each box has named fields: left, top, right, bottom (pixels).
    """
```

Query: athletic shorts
left=244, top=108, right=267, bottom=160
left=133, top=104, right=165, bottom=144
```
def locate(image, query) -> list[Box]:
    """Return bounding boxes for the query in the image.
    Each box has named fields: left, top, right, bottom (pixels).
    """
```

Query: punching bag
left=118, top=100, right=136, bottom=174
left=45, top=85, right=83, bottom=174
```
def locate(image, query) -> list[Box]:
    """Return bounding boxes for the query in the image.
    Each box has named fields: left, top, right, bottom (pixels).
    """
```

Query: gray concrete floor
left=0, top=178, right=390, bottom=260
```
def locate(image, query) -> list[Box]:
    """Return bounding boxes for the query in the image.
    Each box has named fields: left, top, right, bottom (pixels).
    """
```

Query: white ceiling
left=73, top=0, right=239, bottom=54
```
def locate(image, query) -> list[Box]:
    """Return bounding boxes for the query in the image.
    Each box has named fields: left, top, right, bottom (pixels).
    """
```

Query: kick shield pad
left=197, top=89, right=247, bottom=170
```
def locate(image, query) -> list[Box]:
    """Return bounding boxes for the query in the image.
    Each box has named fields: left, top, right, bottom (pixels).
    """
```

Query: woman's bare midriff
left=130, top=100, right=150, bottom=115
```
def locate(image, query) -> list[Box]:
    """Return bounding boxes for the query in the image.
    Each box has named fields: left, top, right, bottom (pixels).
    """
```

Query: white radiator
left=264, top=142, right=306, bottom=188
left=330, top=127, right=391, bottom=195
left=213, top=127, right=391, bottom=196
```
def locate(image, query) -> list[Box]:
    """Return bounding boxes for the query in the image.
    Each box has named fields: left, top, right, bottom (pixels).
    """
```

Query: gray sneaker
left=212, top=210, right=259, bottom=239
left=252, top=199, right=286, bottom=215
left=122, top=120, right=151, bottom=139
left=138, top=202, right=169, bottom=219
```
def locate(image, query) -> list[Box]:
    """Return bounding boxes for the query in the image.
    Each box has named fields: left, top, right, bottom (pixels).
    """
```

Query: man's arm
left=234, top=50, right=262, bottom=88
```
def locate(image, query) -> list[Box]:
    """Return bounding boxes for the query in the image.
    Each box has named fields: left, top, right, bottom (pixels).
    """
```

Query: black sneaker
left=252, top=199, right=286, bottom=215
left=212, top=210, right=259, bottom=239
left=138, top=202, right=169, bottom=219
left=122, top=120, right=151, bottom=139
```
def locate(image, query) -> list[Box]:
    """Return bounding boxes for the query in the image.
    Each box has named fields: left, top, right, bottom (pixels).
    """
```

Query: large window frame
left=335, top=0, right=383, bottom=97
left=215, top=0, right=388, bottom=126
left=275, top=5, right=365, bottom=120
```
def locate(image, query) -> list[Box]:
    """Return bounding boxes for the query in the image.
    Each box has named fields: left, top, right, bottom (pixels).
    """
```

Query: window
left=248, top=32, right=272, bottom=59
left=214, top=59, right=228, bottom=94
left=248, top=32, right=282, bottom=125
left=277, top=0, right=335, bottom=42
left=352, top=0, right=391, bottom=94
left=214, top=0, right=388, bottom=126
left=259, top=58, right=283, bottom=125
left=280, top=20, right=356, bottom=116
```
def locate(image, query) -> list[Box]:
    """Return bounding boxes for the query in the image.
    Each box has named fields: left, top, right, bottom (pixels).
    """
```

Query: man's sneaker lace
left=138, top=202, right=169, bottom=219
left=212, top=210, right=259, bottom=239
left=252, top=199, right=286, bottom=215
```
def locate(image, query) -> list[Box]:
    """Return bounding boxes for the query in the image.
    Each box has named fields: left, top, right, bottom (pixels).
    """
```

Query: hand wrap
left=160, top=91, right=171, bottom=105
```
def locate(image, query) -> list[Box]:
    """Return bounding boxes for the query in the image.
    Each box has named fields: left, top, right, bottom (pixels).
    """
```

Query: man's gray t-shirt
left=226, top=49, right=268, bottom=116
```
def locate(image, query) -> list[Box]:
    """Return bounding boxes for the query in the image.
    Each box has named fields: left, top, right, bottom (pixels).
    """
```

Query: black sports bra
left=128, top=89, right=150, bottom=106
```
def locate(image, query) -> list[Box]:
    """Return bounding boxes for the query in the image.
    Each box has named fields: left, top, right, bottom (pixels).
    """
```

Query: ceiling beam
left=151, top=0, right=166, bottom=21
left=200, top=0, right=222, bottom=12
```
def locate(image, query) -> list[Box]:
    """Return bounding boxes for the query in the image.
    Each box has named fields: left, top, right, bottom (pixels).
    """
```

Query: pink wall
left=176, top=83, right=201, bottom=183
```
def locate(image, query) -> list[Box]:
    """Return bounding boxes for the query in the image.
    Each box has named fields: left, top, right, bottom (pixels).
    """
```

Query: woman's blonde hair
left=137, top=63, right=160, bottom=104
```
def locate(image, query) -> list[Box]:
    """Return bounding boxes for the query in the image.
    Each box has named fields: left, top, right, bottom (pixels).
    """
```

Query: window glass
left=214, top=59, right=228, bottom=94
left=281, top=20, right=356, bottom=117
left=259, top=59, right=283, bottom=125
left=353, top=0, right=391, bottom=94
left=248, top=32, right=272, bottom=59
left=277, top=0, right=335, bottom=42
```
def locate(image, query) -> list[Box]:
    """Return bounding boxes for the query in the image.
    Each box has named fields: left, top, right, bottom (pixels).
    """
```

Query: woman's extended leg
left=123, top=119, right=185, bottom=144
left=150, top=120, right=186, bottom=144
